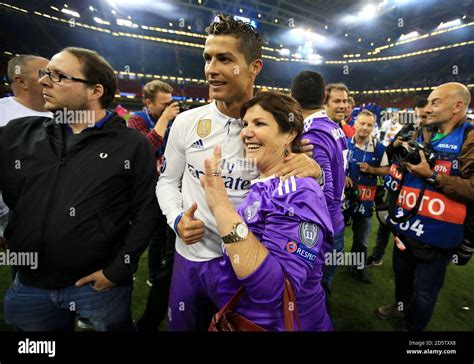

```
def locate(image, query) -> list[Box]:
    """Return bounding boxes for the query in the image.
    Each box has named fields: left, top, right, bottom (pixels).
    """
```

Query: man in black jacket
left=0, top=47, right=158, bottom=331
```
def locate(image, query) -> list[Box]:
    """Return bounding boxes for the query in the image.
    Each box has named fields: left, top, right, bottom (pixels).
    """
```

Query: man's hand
left=75, top=269, right=115, bottom=291
left=158, top=102, right=180, bottom=124
left=345, top=176, right=353, bottom=188
left=406, top=150, right=432, bottom=179
left=276, top=153, right=321, bottom=181
left=154, top=102, right=180, bottom=137
left=300, top=138, right=314, bottom=158
left=358, top=162, right=373, bottom=174
left=177, top=203, right=205, bottom=245
left=392, top=137, right=403, bottom=149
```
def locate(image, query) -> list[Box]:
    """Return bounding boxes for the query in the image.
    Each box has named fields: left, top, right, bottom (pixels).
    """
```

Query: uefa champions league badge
left=299, top=222, right=319, bottom=248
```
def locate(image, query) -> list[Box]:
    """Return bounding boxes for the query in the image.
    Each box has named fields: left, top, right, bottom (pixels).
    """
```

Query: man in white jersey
left=0, top=55, right=52, bottom=126
left=0, top=55, right=52, bottom=246
left=157, top=15, right=321, bottom=330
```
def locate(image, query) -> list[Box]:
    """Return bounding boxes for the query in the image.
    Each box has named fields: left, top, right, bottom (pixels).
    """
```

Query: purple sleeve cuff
left=238, top=253, right=284, bottom=304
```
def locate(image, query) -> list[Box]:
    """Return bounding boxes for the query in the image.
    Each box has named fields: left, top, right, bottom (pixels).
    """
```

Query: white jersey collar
left=210, top=101, right=241, bottom=126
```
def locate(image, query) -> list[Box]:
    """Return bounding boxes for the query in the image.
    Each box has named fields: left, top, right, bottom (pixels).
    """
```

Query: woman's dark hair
left=240, top=91, right=303, bottom=153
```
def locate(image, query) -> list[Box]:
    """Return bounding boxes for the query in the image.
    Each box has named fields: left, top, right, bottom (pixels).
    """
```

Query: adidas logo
left=191, top=139, right=204, bottom=149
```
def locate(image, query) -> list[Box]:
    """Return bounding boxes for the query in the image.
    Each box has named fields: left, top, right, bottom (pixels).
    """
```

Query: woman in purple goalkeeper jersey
left=200, top=92, right=333, bottom=331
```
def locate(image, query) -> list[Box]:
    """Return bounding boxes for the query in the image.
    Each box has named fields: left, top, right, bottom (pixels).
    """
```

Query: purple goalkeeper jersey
left=215, top=176, right=333, bottom=331
left=302, top=111, right=348, bottom=234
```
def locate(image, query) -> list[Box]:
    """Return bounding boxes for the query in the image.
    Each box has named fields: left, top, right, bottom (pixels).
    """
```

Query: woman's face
left=241, top=104, right=294, bottom=175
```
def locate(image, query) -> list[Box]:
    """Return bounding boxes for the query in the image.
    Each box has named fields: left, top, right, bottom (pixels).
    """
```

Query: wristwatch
left=221, top=222, right=249, bottom=244
left=426, top=171, right=439, bottom=186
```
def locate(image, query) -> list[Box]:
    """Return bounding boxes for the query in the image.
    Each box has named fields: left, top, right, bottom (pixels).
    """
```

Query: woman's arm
left=200, top=145, right=269, bottom=278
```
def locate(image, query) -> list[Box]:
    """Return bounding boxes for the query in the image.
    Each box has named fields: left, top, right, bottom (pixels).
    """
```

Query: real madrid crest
left=197, top=119, right=212, bottom=138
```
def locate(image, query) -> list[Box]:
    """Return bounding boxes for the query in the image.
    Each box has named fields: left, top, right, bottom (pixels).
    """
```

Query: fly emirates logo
left=397, top=186, right=466, bottom=223
left=187, top=158, right=253, bottom=191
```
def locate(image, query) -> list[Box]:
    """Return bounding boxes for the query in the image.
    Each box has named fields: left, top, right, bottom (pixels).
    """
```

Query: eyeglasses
left=39, top=69, right=95, bottom=85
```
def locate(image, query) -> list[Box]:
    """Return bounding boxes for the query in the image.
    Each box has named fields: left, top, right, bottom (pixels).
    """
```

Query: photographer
left=127, top=80, right=179, bottom=332
left=345, top=110, right=389, bottom=282
left=378, top=82, right=474, bottom=331
left=368, top=99, right=428, bottom=267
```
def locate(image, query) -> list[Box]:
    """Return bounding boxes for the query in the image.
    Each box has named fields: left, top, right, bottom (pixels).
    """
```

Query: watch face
left=236, top=223, right=249, bottom=239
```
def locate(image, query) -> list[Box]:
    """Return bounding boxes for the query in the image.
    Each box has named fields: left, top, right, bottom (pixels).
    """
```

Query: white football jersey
left=157, top=101, right=258, bottom=261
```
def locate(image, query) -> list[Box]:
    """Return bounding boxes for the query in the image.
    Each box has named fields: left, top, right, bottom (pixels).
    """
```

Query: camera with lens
left=454, top=238, right=474, bottom=266
left=393, top=141, right=435, bottom=166
left=453, top=213, right=474, bottom=266
left=345, top=183, right=360, bottom=202
left=397, top=124, right=416, bottom=142
left=343, top=182, right=360, bottom=225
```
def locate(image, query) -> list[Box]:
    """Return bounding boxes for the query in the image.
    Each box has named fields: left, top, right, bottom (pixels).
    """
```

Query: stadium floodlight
left=117, top=18, right=138, bottom=27
left=399, top=31, right=419, bottom=40
left=293, top=52, right=302, bottom=59
left=94, top=17, right=111, bottom=25
left=359, top=4, right=377, bottom=19
left=343, top=15, right=357, bottom=24
left=279, top=48, right=290, bottom=56
left=61, top=8, right=80, bottom=17
left=307, top=53, right=323, bottom=65
left=436, top=19, right=461, bottom=30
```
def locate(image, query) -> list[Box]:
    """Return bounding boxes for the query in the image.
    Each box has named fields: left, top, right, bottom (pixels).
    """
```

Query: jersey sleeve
left=156, top=114, right=187, bottom=231
left=239, top=178, right=331, bottom=303
left=304, top=130, right=335, bottom=204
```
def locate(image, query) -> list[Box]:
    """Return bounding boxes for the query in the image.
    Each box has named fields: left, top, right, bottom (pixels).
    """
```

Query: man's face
left=204, top=35, right=256, bottom=104
left=414, top=107, right=428, bottom=127
left=345, top=103, right=354, bottom=118
left=23, top=58, right=49, bottom=100
left=146, top=92, right=172, bottom=118
left=424, top=88, right=457, bottom=127
left=391, top=112, right=399, bottom=124
left=325, top=89, right=348, bottom=122
left=38, top=51, right=92, bottom=112
left=355, top=114, right=375, bottom=139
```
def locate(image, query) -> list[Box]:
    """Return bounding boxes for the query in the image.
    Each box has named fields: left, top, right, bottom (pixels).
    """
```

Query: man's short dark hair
left=324, top=83, right=350, bottom=104
left=414, top=99, right=428, bottom=109
left=291, top=71, right=325, bottom=110
left=240, top=91, right=303, bottom=153
left=62, top=47, right=117, bottom=108
left=205, top=14, right=262, bottom=64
